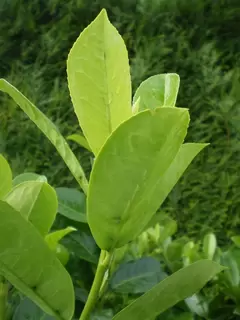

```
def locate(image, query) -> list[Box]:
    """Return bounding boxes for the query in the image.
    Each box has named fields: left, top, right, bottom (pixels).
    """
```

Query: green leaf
left=13, top=172, right=47, bottom=187
left=88, top=107, right=189, bottom=250
left=113, top=260, right=223, bottom=320
left=110, top=257, right=167, bottom=294
left=221, top=251, right=240, bottom=287
left=63, top=230, right=99, bottom=264
left=0, top=154, right=12, bottom=199
left=133, top=73, right=180, bottom=111
left=203, top=233, right=217, bottom=260
left=4, top=181, right=57, bottom=236
left=231, top=236, right=240, bottom=247
left=56, top=187, right=87, bottom=223
left=13, top=298, right=55, bottom=320
left=45, top=227, right=76, bottom=250
left=67, top=9, right=132, bottom=155
left=67, top=133, right=92, bottom=152
left=0, top=79, right=88, bottom=194
left=0, top=201, right=74, bottom=320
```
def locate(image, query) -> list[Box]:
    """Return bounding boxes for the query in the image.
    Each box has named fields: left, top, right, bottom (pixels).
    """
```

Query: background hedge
left=0, top=0, right=239, bottom=243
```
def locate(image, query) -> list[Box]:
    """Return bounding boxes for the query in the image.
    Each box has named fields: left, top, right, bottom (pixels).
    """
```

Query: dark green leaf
left=110, top=257, right=167, bottom=294
left=56, top=187, right=87, bottom=223
left=113, top=260, right=223, bottom=320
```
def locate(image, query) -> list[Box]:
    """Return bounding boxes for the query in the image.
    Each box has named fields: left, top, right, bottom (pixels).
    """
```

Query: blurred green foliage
left=0, top=0, right=239, bottom=243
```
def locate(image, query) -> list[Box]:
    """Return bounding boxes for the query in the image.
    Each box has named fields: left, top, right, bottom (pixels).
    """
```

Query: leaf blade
left=133, top=73, right=180, bottom=111
left=113, top=260, right=223, bottom=320
left=88, top=107, right=189, bottom=250
left=0, top=201, right=74, bottom=320
left=56, top=187, right=87, bottom=223
left=0, top=79, right=88, bottom=194
left=4, top=181, right=58, bottom=236
left=67, top=9, right=132, bottom=155
left=0, top=154, right=12, bottom=199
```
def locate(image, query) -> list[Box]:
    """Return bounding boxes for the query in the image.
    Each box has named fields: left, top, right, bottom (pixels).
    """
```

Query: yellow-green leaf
left=88, top=107, right=189, bottom=250
left=133, top=73, right=180, bottom=111
left=0, top=154, right=12, bottom=199
left=67, top=9, right=132, bottom=155
left=0, top=201, right=74, bottom=320
left=0, top=79, right=88, bottom=194
left=4, top=181, right=57, bottom=236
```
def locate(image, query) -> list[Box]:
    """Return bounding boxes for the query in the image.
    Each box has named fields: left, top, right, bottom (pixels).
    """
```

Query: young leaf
left=113, top=260, right=223, bottom=320
left=67, top=133, right=92, bottom=152
left=0, top=154, right=12, bottom=199
left=133, top=73, right=180, bottom=111
left=0, top=79, right=88, bottom=194
left=0, top=201, right=74, bottom=320
left=56, top=187, right=87, bottom=223
left=203, top=233, right=217, bottom=260
left=45, top=227, right=76, bottom=251
left=67, top=9, right=132, bottom=155
left=110, top=257, right=167, bottom=294
left=88, top=107, right=189, bottom=250
left=13, top=172, right=47, bottom=187
left=4, top=181, right=57, bottom=236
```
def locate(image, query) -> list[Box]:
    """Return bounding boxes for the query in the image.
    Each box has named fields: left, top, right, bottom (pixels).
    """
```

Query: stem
left=0, top=276, right=8, bottom=320
left=80, top=250, right=111, bottom=320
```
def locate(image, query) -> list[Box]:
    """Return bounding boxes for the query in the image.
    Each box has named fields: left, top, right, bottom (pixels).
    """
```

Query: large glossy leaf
left=56, top=187, right=87, bottom=223
left=0, top=201, right=74, bottom=320
left=13, top=172, right=47, bottom=187
left=67, top=9, right=132, bottom=155
left=0, top=154, right=12, bottom=199
left=133, top=74, right=180, bottom=111
left=110, top=257, right=167, bottom=294
left=0, top=79, right=88, bottom=194
left=88, top=107, right=189, bottom=250
left=113, top=260, right=223, bottom=320
left=4, top=181, right=57, bottom=236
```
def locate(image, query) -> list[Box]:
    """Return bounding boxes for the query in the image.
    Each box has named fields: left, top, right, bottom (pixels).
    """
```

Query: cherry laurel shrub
left=0, top=9, right=223, bottom=320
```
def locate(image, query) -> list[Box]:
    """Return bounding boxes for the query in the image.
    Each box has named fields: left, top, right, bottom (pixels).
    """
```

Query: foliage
left=0, top=0, right=239, bottom=241
left=0, top=9, right=224, bottom=320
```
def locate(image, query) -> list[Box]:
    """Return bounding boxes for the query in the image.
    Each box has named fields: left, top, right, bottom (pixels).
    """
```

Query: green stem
left=0, top=276, right=8, bottom=320
left=80, top=250, right=111, bottom=320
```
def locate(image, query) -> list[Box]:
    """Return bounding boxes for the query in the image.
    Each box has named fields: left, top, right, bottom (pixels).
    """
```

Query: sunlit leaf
left=4, top=181, right=57, bottom=236
left=67, top=133, right=92, bottom=152
left=0, top=79, right=88, bottom=194
left=67, top=9, right=132, bottom=155
left=133, top=73, right=180, bottom=111
left=0, top=201, right=74, bottom=320
left=13, top=172, right=47, bottom=187
left=45, top=227, right=76, bottom=250
left=113, top=260, right=223, bottom=320
left=88, top=107, right=189, bottom=250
